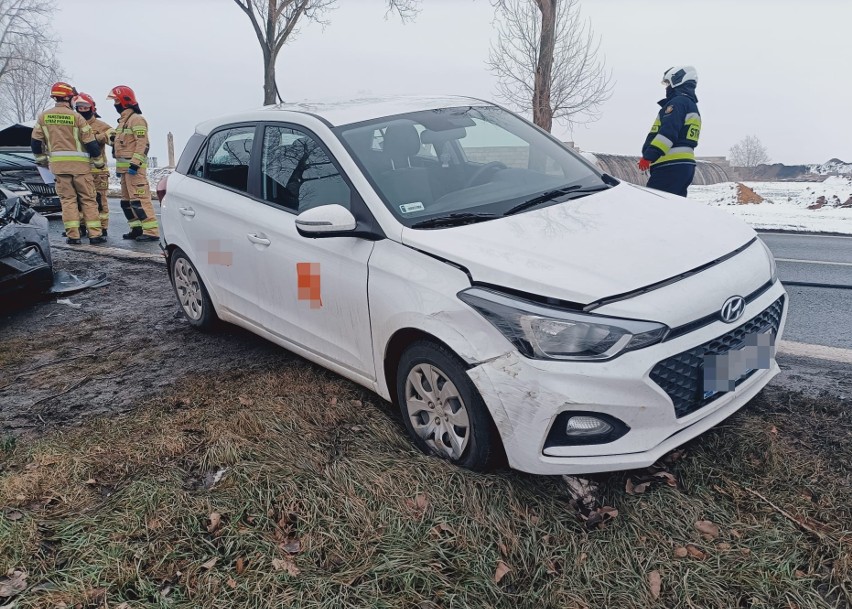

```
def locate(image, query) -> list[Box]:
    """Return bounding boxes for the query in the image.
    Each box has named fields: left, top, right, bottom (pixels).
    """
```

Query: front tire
left=396, top=340, right=500, bottom=471
left=169, top=250, right=217, bottom=330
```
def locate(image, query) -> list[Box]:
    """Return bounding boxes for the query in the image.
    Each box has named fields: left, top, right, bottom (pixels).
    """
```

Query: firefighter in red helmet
left=31, top=82, right=105, bottom=244
left=74, top=93, right=115, bottom=236
left=108, top=85, right=158, bottom=241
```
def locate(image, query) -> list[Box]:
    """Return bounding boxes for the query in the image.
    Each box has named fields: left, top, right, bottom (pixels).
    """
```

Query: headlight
left=757, top=238, right=777, bottom=283
left=458, top=287, right=669, bottom=361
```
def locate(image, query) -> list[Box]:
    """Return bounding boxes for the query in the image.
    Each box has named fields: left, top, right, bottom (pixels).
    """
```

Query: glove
left=128, top=164, right=139, bottom=175
left=93, top=159, right=105, bottom=169
left=638, top=158, right=652, bottom=172
left=35, top=156, right=49, bottom=167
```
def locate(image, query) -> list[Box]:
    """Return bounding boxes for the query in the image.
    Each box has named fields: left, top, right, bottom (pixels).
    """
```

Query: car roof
left=195, top=95, right=491, bottom=135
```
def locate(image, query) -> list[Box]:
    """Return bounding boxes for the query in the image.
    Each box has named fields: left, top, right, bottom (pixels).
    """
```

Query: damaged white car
left=160, top=97, right=786, bottom=474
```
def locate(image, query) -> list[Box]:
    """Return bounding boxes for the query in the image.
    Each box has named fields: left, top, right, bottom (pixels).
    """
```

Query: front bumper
left=467, top=281, right=788, bottom=475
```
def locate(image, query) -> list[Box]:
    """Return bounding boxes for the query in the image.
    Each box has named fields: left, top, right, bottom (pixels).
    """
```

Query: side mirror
left=295, top=204, right=357, bottom=238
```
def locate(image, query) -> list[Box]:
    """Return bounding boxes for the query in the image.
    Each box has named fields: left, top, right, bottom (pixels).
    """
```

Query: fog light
left=544, top=411, right=630, bottom=448
left=565, top=415, right=613, bottom=437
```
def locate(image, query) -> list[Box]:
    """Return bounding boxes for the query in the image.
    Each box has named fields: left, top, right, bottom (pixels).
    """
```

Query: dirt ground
left=0, top=248, right=291, bottom=437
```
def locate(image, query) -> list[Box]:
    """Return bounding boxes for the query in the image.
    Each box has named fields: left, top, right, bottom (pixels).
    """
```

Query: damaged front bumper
left=0, top=199, right=53, bottom=297
left=467, top=282, right=788, bottom=475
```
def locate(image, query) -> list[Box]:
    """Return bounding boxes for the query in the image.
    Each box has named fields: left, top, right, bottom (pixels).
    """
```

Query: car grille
left=24, top=181, right=57, bottom=196
left=650, top=296, right=785, bottom=418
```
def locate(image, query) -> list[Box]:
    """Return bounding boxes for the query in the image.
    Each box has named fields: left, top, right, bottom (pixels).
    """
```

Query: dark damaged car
left=0, top=123, right=62, bottom=215
left=0, top=196, right=53, bottom=297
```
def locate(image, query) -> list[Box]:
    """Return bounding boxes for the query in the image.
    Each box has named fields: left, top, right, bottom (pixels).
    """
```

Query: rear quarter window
left=175, top=133, right=206, bottom=175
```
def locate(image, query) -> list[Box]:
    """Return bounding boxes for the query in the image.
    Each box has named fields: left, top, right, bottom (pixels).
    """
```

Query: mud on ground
left=0, top=248, right=291, bottom=437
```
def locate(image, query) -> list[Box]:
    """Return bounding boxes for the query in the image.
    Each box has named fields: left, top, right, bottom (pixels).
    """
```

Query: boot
left=66, top=238, right=82, bottom=245
left=89, top=236, right=107, bottom=244
left=102, top=229, right=108, bottom=237
left=123, top=227, right=143, bottom=240
left=135, top=234, right=159, bottom=242
left=80, top=225, right=88, bottom=238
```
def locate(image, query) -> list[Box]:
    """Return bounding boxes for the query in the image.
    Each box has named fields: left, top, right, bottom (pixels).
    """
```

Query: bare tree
left=0, top=0, right=55, bottom=84
left=488, top=0, right=612, bottom=133
left=233, top=0, right=421, bottom=105
left=0, top=37, right=63, bottom=123
left=729, top=135, right=770, bottom=178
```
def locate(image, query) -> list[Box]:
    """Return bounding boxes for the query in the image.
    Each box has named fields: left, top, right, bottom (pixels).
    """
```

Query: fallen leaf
left=0, top=569, right=27, bottom=598
left=663, top=449, right=686, bottom=464
left=115, top=603, right=131, bottom=609
left=717, top=542, right=731, bottom=550
left=686, top=544, right=706, bottom=560
left=432, top=522, right=455, bottom=536
left=201, top=557, right=218, bottom=570
left=794, top=569, right=807, bottom=578
left=585, top=505, right=619, bottom=529
left=730, top=529, right=742, bottom=539
left=238, top=396, right=254, bottom=406
left=653, top=471, right=678, bottom=488
left=330, top=397, right=338, bottom=405
left=226, top=577, right=237, bottom=589
left=207, top=512, right=222, bottom=534
left=498, top=542, right=509, bottom=557
left=740, top=548, right=751, bottom=556
left=626, top=479, right=650, bottom=495
left=349, top=425, right=364, bottom=432
left=694, top=520, right=720, bottom=539
left=85, top=478, right=96, bottom=486
left=770, top=425, right=778, bottom=435
left=4, top=510, right=23, bottom=522
left=578, top=552, right=588, bottom=564
left=280, top=539, right=301, bottom=554
left=236, top=557, right=246, bottom=574
left=674, top=546, right=688, bottom=558
left=272, top=557, right=300, bottom=576
left=494, top=560, right=511, bottom=584
left=545, top=558, right=560, bottom=575
left=530, top=515, right=540, bottom=525
left=414, top=494, right=429, bottom=511
left=648, top=570, right=662, bottom=600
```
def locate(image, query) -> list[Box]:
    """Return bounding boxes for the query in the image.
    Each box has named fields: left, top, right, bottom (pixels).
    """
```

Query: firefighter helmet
left=74, top=92, right=97, bottom=112
left=661, top=66, right=698, bottom=88
left=50, top=82, right=76, bottom=99
left=107, top=85, right=138, bottom=108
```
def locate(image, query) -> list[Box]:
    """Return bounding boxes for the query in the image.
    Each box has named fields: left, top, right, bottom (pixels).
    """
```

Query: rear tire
left=396, top=340, right=501, bottom=471
left=169, top=249, right=217, bottom=330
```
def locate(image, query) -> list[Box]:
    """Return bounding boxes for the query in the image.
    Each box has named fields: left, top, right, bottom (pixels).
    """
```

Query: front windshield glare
left=337, top=106, right=603, bottom=227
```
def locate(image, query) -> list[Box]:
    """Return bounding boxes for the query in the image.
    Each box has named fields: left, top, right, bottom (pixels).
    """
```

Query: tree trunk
left=263, top=49, right=277, bottom=105
left=532, top=0, right=556, bottom=132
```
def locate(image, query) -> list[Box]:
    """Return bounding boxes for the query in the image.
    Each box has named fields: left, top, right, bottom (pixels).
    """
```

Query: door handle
left=247, top=233, right=271, bottom=246
left=178, top=207, right=195, bottom=217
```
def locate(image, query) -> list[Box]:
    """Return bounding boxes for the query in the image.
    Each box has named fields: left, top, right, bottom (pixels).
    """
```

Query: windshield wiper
left=504, top=184, right=612, bottom=216
left=410, top=212, right=501, bottom=229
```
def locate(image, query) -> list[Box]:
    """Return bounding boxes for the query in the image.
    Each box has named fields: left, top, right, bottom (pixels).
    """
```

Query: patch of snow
left=809, top=158, right=852, bottom=176
left=689, top=177, right=852, bottom=234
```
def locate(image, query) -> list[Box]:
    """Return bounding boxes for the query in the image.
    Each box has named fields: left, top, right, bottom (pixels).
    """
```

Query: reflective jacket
left=113, top=108, right=149, bottom=174
left=88, top=116, right=114, bottom=175
left=642, top=83, right=701, bottom=168
left=31, top=102, right=101, bottom=175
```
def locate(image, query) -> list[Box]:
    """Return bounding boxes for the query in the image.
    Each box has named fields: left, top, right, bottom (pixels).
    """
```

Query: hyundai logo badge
left=720, top=296, right=746, bottom=324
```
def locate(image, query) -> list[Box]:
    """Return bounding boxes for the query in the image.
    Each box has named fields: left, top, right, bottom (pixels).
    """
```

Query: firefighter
left=638, top=66, right=702, bottom=197
left=74, top=93, right=115, bottom=237
left=31, top=82, right=105, bottom=244
left=108, top=85, right=158, bottom=241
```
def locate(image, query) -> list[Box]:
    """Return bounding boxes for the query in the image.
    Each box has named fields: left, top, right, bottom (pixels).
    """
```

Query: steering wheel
left=464, top=161, right=508, bottom=188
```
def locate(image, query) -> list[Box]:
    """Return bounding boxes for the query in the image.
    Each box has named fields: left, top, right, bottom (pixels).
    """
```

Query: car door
left=177, top=124, right=270, bottom=322
left=249, top=123, right=376, bottom=379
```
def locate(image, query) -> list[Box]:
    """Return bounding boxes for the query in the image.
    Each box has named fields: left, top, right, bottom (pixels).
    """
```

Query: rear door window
left=205, top=126, right=256, bottom=193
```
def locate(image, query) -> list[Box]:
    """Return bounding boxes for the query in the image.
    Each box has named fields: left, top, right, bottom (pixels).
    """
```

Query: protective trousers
left=77, top=174, right=110, bottom=231
left=119, top=169, right=158, bottom=237
left=55, top=174, right=102, bottom=239
left=94, top=173, right=110, bottom=230
left=646, top=164, right=696, bottom=198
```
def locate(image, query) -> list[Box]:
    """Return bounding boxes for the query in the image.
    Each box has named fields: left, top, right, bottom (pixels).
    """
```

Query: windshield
left=336, top=105, right=606, bottom=227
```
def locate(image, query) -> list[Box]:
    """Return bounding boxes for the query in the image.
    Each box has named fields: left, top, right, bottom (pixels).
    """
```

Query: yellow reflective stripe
left=649, top=118, right=661, bottom=134
left=127, top=220, right=142, bottom=227
left=85, top=220, right=102, bottom=228
left=652, top=151, right=696, bottom=165
left=132, top=128, right=146, bottom=136
left=132, top=153, right=147, bottom=163
left=64, top=221, right=81, bottom=228
left=141, top=220, right=159, bottom=230
left=651, top=135, right=672, bottom=154
left=50, top=156, right=91, bottom=163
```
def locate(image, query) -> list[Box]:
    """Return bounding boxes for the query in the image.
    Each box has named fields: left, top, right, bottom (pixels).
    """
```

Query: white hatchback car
left=160, top=96, right=786, bottom=475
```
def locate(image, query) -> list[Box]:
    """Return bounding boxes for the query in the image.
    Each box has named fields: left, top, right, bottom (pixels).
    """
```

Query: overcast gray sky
left=54, top=0, right=851, bottom=165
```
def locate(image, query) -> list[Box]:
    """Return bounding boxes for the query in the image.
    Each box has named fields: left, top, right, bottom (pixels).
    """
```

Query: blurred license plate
left=702, top=331, right=775, bottom=399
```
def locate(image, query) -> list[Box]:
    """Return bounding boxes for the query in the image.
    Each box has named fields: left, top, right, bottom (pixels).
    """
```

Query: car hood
left=400, top=183, right=756, bottom=305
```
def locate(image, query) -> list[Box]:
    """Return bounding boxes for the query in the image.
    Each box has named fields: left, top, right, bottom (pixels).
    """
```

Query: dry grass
left=0, top=362, right=850, bottom=608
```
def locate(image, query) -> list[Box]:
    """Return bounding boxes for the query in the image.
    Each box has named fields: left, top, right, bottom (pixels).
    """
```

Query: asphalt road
left=46, top=197, right=161, bottom=255
left=44, top=206, right=851, bottom=350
